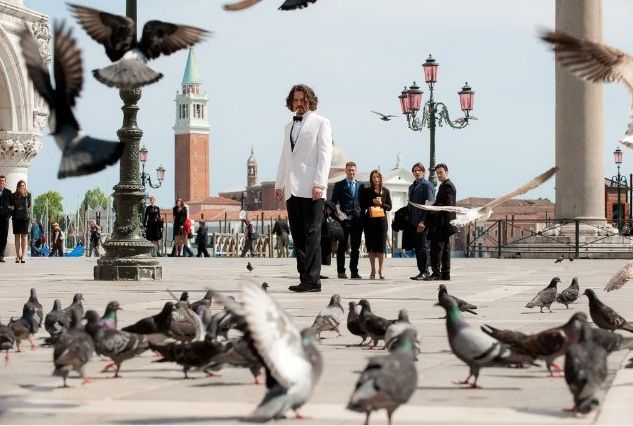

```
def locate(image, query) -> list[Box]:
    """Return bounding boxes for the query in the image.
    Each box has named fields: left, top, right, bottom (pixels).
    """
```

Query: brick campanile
left=173, top=47, right=210, bottom=203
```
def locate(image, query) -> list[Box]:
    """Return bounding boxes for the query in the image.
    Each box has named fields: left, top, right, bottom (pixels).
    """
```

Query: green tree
left=33, top=191, right=64, bottom=224
left=81, top=188, right=109, bottom=213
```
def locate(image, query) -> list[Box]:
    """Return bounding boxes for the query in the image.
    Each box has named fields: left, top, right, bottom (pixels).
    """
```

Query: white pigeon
left=604, top=261, right=633, bottom=292
left=541, top=30, right=633, bottom=145
left=409, top=167, right=557, bottom=227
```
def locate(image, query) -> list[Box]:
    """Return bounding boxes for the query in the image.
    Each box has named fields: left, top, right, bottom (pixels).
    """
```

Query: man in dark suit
left=408, top=163, right=435, bottom=280
left=423, top=163, right=456, bottom=281
left=330, top=161, right=364, bottom=279
left=0, top=175, right=12, bottom=262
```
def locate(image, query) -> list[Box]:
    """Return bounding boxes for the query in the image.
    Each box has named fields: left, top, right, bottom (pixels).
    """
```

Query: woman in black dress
left=10, top=180, right=31, bottom=263
left=172, top=197, right=187, bottom=256
left=361, top=170, right=392, bottom=279
left=144, top=196, right=163, bottom=257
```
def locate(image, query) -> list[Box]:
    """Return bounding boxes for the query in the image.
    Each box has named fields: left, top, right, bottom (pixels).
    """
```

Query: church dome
left=330, top=141, right=349, bottom=172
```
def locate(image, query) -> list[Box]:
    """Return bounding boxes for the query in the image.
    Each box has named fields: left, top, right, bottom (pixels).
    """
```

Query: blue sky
left=23, top=0, right=633, bottom=211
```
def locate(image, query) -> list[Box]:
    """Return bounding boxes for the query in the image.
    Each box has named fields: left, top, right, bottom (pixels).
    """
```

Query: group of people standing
left=0, top=175, right=32, bottom=263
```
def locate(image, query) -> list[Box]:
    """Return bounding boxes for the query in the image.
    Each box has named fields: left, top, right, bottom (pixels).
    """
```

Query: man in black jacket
left=408, top=163, right=435, bottom=280
left=330, top=161, right=364, bottom=279
left=0, top=175, right=11, bottom=262
left=423, top=163, right=456, bottom=281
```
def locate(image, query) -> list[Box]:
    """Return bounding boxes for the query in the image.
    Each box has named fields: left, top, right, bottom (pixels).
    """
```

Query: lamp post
left=94, top=0, right=162, bottom=280
left=138, top=145, right=166, bottom=189
left=612, top=147, right=628, bottom=230
left=398, top=54, right=476, bottom=186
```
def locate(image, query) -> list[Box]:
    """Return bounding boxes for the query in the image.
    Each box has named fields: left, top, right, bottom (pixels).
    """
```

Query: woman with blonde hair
left=361, top=170, right=392, bottom=279
left=10, top=180, right=31, bottom=263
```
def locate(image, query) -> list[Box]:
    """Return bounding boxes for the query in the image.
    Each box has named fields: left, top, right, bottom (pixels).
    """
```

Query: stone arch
left=0, top=25, right=29, bottom=132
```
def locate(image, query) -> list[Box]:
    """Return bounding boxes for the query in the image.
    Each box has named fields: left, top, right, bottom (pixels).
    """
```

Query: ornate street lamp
left=94, top=0, right=162, bottom=280
left=138, top=145, right=165, bottom=189
left=612, top=147, right=628, bottom=230
left=397, top=54, right=476, bottom=186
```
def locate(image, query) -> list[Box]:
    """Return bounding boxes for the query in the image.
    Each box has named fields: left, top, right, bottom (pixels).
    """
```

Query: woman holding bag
left=361, top=170, right=391, bottom=279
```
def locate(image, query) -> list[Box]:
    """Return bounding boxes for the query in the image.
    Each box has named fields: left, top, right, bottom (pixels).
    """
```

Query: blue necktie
left=349, top=181, right=356, bottom=198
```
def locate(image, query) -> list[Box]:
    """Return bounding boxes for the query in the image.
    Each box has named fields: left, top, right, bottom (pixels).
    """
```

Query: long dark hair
left=369, top=170, right=383, bottom=191
left=15, top=180, right=27, bottom=196
left=285, top=84, right=318, bottom=112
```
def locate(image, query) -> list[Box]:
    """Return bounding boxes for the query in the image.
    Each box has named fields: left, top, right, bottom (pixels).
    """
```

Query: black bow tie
left=293, top=116, right=303, bottom=122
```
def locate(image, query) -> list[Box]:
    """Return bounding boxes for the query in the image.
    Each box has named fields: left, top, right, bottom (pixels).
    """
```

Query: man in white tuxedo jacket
left=275, top=84, right=333, bottom=292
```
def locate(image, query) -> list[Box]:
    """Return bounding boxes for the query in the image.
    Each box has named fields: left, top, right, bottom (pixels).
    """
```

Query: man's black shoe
left=319, top=275, right=329, bottom=279
left=423, top=274, right=442, bottom=281
left=0, top=258, right=4, bottom=263
left=288, top=283, right=321, bottom=293
left=337, top=273, right=348, bottom=279
left=442, top=275, right=451, bottom=281
left=410, top=274, right=426, bottom=281
left=350, top=273, right=362, bottom=279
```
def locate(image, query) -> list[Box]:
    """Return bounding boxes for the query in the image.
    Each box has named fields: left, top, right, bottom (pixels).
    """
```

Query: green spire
left=182, top=46, right=201, bottom=85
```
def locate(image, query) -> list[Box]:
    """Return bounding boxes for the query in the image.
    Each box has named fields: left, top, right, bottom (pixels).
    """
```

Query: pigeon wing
left=68, top=4, right=135, bottom=62
left=139, top=21, right=210, bottom=60
left=223, top=0, right=262, bottom=11
left=604, top=261, right=633, bottom=292
left=408, top=201, right=470, bottom=214
left=483, top=167, right=558, bottom=210
left=240, top=282, right=310, bottom=389
left=19, top=24, right=54, bottom=109
left=279, top=0, right=318, bottom=10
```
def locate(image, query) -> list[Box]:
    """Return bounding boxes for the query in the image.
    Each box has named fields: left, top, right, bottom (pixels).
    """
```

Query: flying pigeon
left=347, top=329, right=418, bottom=425
left=44, top=300, right=71, bottom=345
left=69, top=4, right=210, bottom=89
left=357, top=299, right=395, bottom=349
left=525, top=277, right=560, bottom=313
left=584, top=289, right=633, bottom=333
left=346, top=301, right=369, bottom=346
left=25, top=288, right=43, bottom=327
left=409, top=167, right=557, bottom=227
left=436, top=294, right=535, bottom=388
left=438, top=284, right=477, bottom=315
left=246, top=262, right=254, bottom=272
left=122, top=302, right=173, bottom=335
left=371, top=110, right=397, bottom=121
left=0, top=318, right=16, bottom=366
left=63, top=293, right=85, bottom=320
left=53, top=309, right=94, bottom=387
left=604, top=261, right=633, bottom=292
left=564, top=322, right=607, bottom=414
left=19, top=23, right=124, bottom=178
left=541, top=30, right=633, bottom=145
left=311, top=294, right=344, bottom=338
left=556, top=277, right=580, bottom=309
left=9, top=303, right=39, bottom=351
left=383, top=309, right=420, bottom=356
left=223, top=0, right=318, bottom=11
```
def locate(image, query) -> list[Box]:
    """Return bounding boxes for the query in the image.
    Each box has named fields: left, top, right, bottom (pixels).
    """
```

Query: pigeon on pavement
left=191, top=291, right=213, bottom=313
left=590, top=327, right=633, bottom=353
left=358, top=299, right=395, bottom=349
left=121, top=301, right=173, bottom=336
left=9, top=303, right=39, bottom=351
left=69, top=4, right=210, bottom=89
left=204, top=336, right=265, bottom=384
left=224, top=0, right=318, bottom=11
left=409, top=167, right=557, bottom=227
left=247, top=262, right=254, bottom=272
left=347, top=301, right=369, bottom=346
left=436, top=294, right=535, bottom=388
left=99, top=301, right=121, bottom=330
left=555, top=256, right=565, bottom=264
left=44, top=300, right=71, bottom=345
left=25, top=288, right=43, bottom=327
left=383, top=309, right=420, bottom=357
left=311, top=294, right=344, bottom=338
left=19, top=23, right=124, bottom=178
left=63, top=293, right=85, bottom=320
left=525, top=277, right=560, bottom=313
left=149, top=337, right=226, bottom=379
left=438, top=284, right=477, bottom=315
left=556, top=277, right=580, bottom=309
left=564, top=322, right=607, bottom=414
left=480, top=324, right=528, bottom=345
left=261, top=282, right=270, bottom=292
left=604, top=261, right=633, bottom=292
left=169, top=301, right=205, bottom=342
left=0, top=318, right=16, bottom=365
left=347, top=328, right=418, bottom=425
left=53, top=309, right=94, bottom=387
left=541, top=30, right=633, bottom=146
left=584, top=289, right=633, bottom=333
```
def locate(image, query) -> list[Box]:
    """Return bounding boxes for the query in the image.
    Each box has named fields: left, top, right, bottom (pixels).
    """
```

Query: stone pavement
left=0, top=257, right=632, bottom=424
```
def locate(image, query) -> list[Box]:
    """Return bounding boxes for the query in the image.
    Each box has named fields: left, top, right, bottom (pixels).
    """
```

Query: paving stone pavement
left=0, top=257, right=632, bottom=424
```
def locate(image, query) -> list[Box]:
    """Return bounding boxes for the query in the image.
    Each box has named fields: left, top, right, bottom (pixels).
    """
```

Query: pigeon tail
left=93, top=59, right=163, bottom=90
left=620, top=336, right=633, bottom=350
left=58, top=135, right=124, bottom=179
left=622, top=322, right=633, bottom=334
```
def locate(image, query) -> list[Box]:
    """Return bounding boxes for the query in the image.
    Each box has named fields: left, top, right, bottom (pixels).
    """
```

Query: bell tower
left=247, top=146, right=258, bottom=188
left=174, top=47, right=210, bottom=203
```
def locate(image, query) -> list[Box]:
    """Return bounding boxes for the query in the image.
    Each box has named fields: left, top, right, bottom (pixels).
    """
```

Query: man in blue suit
left=408, top=163, right=435, bottom=280
left=330, top=161, right=364, bottom=279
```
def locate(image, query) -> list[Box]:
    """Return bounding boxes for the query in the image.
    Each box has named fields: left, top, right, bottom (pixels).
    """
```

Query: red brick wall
left=175, top=133, right=209, bottom=203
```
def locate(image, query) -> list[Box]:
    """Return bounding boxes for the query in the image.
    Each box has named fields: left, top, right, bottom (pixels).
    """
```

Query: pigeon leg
left=453, top=374, right=474, bottom=386
left=101, top=362, right=115, bottom=372
left=29, top=338, right=37, bottom=351
left=551, top=362, right=563, bottom=372
left=563, top=405, right=577, bottom=413
left=364, top=412, right=370, bottom=425
left=4, top=350, right=9, bottom=366
left=81, top=373, right=92, bottom=385
left=205, top=371, right=222, bottom=377
left=113, top=364, right=122, bottom=379
left=60, top=376, right=71, bottom=388
left=547, top=306, right=553, bottom=313
left=15, top=341, right=21, bottom=353
left=292, top=410, right=310, bottom=419
left=539, top=307, right=544, bottom=313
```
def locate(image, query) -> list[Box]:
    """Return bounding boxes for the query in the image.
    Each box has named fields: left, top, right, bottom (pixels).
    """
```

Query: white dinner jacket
left=275, top=111, right=333, bottom=200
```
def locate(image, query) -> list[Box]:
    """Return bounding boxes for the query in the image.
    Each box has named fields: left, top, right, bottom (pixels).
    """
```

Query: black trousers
left=430, top=237, right=451, bottom=277
left=413, top=230, right=429, bottom=274
left=197, top=243, right=210, bottom=257
left=286, top=196, right=323, bottom=286
left=0, top=216, right=8, bottom=258
left=337, top=219, right=363, bottom=274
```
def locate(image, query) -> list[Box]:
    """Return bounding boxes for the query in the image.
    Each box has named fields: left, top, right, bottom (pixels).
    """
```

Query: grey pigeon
left=438, top=284, right=477, bottom=315
left=383, top=309, right=420, bottom=355
left=556, top=277, right=580, bottom=309
left=224, top=0, right=318, bottom=11
left=204, top=336, right=264, bottom=384
left=99, top=301, right=120, bottom=331
left=149, top=337, right=226, bottom=379
left=480, top=324, right=528, bottom=345
left=347, top=329, right=418, bottom=425
left=53, top=309, right=94, bottom=387
left=584, top=289, right=633, bottom=333
left=191, top=291, right=213, bottom=313
left=84, top=309, right=149, bottom=378
left=0, top=318, right=16, bottom=365
left=9, top=303, right=39, bottom=351
left=69, top=4, right=210, bottom=89
left=261, top=282, right=270, bottom=292
left=25, top=288, right=43, bottom=327
left=311, top=294, right=344, bottom=338
left=371, top=110, right=397, bottom=121
left=63, top=293, right=84, bottom=320
left=247, top=261, right=254, bottom=272
left=122, top=301, right=173, bottom=335
left=436, top=294, right=535, bottom=388
left=590, top=327, right=633, bottom=353
left=564, top=322, right=607, bottom=414
left=347, top=301, right=368, bottom=346
left=525, top=277, right=560, bottom=313
left=555, top=256, right=564, bottom=263
left=224, top=282, right=323, bottom=421
left=169, top=301, right=205, bottom=342
left=358, top=299, right=395, bottom=349
left=44, top=300, right=71, bottom=345
left=19, top=23, right=124, bottom=178
left=179, top=291, right=190, bottom=305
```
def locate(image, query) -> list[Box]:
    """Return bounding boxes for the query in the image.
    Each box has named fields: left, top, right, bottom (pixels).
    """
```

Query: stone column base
left=554, top=217, right=610, bottom=237
left=94, top=239, right=162, bottom=281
